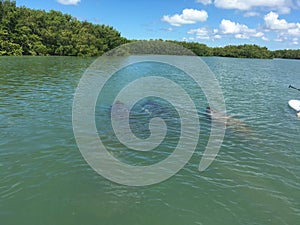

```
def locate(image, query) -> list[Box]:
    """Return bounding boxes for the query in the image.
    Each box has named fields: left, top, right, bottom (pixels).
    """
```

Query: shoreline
left=0, top=54, right=299, bottom=60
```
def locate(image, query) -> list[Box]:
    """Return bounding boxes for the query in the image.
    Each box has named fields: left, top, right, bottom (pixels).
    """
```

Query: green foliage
left=0, top=0, right=127, bottom=56
left=0, top=40, right=22, bottom=55
left=172, top=42, right=273, bottom=59
left=211, top=44, right=272, bottom=59
left=106, top=40, right=195, bottom=56
left=168, top=41, right=213, bottom=56
left=168, top=42, right=300, bottom=60
left=273, top=49, right=300, bottom=59
left=0, top=0, right=299, bottom=59
left=107, top=40, right=277, bottom=59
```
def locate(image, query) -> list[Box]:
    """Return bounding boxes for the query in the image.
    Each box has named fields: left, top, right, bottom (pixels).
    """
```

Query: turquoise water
left=1, top=56, right=300, bottom=225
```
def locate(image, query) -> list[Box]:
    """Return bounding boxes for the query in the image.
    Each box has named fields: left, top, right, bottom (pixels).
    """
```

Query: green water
left=1, top=56, right=300, bottom=225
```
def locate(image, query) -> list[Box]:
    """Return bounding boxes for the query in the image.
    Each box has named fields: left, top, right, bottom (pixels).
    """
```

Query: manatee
left=206, top=106, right=252, bottom=134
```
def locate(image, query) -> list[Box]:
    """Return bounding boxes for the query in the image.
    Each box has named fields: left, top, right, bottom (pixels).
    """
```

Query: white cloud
left=186, top=21, right=267, bottom=41
left=214, top=34, right=222, bottom=39
left=244, top=11, right=260, bottom=17
left=57, top=0, right=80, bottom=5
left=288, top=26, right=300, bottom=36
left=160, top=27, right=174, bottom=32
left=162, top=9, right=208, bottom=26
left=214, top=0, right=292, bottom=13
left=292, top=37, right=299, bottom=45
left=218, top=19, right=268, bottom=40
left=196, top=0, right=212, bottom=5
left=219, top=19, right=254, bottom=34
left=274, top=37, right=284, bottom=42
left=186, top=27, right=224, bottom=41
left=188, top=27, right=210, bottom=39
left=264, top=12, right=295, bottom=30
left=183, top=37, right=196, bottom=42
left=264, top=12, right=300, bottom=45
left=253, top=32, right=264, bottom=37
left=253, top=32, right=269, bottom=41
left=235, top=33, right=250, bottom=39
left=264, top=12, right=300, bottom=36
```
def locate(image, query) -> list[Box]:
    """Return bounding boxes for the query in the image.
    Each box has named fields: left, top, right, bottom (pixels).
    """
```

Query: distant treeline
left=1, top=0, right=300, bottom=59
left=168, top=41, right=274, bottom=59
left=109, top=40, right=300, bottom=60
left=176, top=42, right=300, bottom=59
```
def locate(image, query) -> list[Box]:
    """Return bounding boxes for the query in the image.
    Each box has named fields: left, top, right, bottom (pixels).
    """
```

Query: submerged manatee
left=110, top=100, right=129, bottom=117
left=206, top=106, right=252, bottom=134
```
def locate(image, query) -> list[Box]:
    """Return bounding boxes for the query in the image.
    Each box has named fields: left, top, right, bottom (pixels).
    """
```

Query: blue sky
left=16, top=0, right=300, bottom=50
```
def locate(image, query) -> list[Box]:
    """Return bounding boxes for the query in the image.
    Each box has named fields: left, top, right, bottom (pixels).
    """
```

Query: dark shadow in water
left=96, top=97, right=181, bottom=166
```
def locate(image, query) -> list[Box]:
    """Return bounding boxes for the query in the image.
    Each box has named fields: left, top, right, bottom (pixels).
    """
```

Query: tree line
left=0, top=0, right=127, bottom=56
left=0, top=0, right=300, bottom=59
left=169, top=41, right=273, bottom=59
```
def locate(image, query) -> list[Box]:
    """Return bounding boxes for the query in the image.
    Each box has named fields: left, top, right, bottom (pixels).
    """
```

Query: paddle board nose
left=288, top=100, right=300, bottom=112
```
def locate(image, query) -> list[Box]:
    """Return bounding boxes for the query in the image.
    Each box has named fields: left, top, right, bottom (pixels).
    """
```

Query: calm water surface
left=1, top=56, right=300, bottom=225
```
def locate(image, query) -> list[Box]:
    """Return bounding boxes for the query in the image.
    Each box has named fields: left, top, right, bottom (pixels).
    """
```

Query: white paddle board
left=288, top=100, right=300, bottom=112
